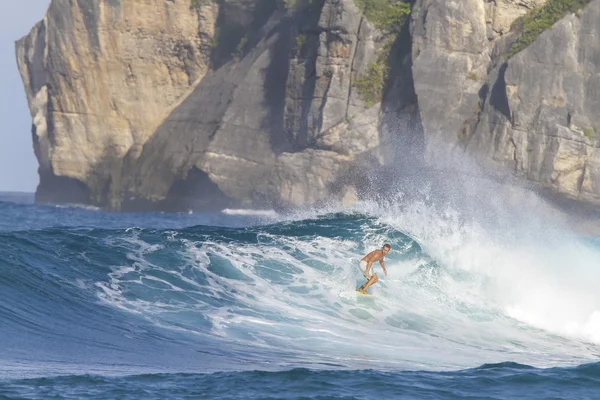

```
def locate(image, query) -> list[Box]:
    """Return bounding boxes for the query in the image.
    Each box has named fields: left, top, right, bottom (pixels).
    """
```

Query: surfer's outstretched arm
left=379, top=259, right=387, bottom=276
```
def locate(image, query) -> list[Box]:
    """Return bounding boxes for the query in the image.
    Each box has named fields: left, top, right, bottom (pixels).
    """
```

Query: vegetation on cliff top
left=192, top=0, right=408, bottom=106
left=354, top=62, right=387, bottom=108
left=278, top=0, right=320, bottom=11
left=508, top=0, right=592, bottom=58
left=583, top=126, right=598, bottom=141
left=190, top=0, right=208, bottom=10
left=354, top=0, right=410, bottom=33
left=353, top=0, right=410, bottom=107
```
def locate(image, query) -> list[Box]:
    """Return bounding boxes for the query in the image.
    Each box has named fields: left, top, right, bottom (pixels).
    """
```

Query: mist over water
left=359, top=119, right=592, bottom=352
left=364, top=135, right=600, bottom=348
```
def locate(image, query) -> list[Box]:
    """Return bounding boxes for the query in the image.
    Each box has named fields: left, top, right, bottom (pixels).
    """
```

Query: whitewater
left=1, top=182, right=600, bottom=399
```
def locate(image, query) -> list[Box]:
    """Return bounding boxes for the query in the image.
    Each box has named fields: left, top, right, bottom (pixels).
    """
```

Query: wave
left=1, top=204, right=599, bottom=378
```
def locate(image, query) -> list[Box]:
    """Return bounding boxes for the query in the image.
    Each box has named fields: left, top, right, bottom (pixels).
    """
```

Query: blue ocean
left=1, top=189, right=600, bottom=399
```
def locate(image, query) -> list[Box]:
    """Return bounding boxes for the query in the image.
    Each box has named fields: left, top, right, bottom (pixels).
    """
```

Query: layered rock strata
left=16, top=0, right=600, bottom=210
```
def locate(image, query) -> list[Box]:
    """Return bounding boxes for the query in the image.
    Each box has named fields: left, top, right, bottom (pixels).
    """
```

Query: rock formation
left=16, top=0, right=217, bottom=208
left=467, top=0, right=600, bottom=205
left=17, top=0, right=385, bottom=211
left=15, top=0, right=600, bottom=211
left=120, top=0, right=382, bottom=211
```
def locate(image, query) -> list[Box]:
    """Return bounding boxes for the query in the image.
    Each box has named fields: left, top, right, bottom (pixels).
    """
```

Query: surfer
left=357, top=244, right=390, bottom=294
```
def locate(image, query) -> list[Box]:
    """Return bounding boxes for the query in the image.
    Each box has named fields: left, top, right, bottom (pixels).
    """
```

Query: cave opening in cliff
left=35, top=168, right=91, bottom=206
left=162, top=167, right=235, bottom=212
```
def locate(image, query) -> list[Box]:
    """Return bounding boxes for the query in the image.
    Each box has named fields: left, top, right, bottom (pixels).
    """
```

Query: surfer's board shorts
left=358, top=261, right=372, bottom=279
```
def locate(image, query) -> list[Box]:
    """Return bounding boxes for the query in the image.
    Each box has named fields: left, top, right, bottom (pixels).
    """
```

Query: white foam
left=88, top=158, right=600, bottom=372
left=93, top=211, right=600, bottom=371
left=368, top=189, right=600, bottom=352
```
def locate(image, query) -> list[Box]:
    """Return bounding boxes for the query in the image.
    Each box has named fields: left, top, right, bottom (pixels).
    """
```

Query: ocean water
left=1, top=190, right=600, bottom=399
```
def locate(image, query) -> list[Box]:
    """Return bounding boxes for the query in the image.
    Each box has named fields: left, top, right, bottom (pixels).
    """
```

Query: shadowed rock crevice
left=281, top=0, right=325, bottom=152
left=380, top=12, right=425, bottom=171
left=210, top=0, right=279, bottom=69
left=76, top=0, right=100, bottom=60
left=490, top=63, right=511, bottom=121
left=294, top=37, right=319, bottom=151
left=262, top=17, right=294, bottom=154
left=382, top=10, right=414, bottom=106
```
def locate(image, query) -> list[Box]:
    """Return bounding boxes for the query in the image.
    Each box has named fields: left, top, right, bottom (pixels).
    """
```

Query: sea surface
left=1, top=190, right=600, bottom=399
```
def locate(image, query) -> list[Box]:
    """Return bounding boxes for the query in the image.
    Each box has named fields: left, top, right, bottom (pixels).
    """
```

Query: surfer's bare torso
left=357, top=244, right=390, bottom=294
left=361, top=249, right=387, bottom=265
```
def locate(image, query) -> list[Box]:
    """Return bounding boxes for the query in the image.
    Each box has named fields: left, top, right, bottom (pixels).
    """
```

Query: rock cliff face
left=18, top=0, right=383, bottom=211
left=16, top=0, right=600, bottom=211
left=16, top=0, right=217, bottom=207
left=409, top=0, right=546, bottom=160
left=120, top=0, right=382, bottom=211
left=399, top=0, right=600, bottom=206
left=466, top=0, right=600, bottom=205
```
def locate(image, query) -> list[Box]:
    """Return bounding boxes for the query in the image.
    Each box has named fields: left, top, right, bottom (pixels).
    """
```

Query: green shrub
left=353, top=35, right=397, bottom=107
left=351, top=0, right=411, bottom=106
left=354, top=62, right=387, bottom=107
left=508, top=0, right=591, bottom=58
left=278, top=0, right=320, bottom=11
left=233, top=36, right=248, bottom=62
left=191, top=0, right=225, bottom=9
left=279, top=0, right=296, bottom=9
left=295, top=34, right=307, bottom=55
left=190, top=0, right=203, bottom=10
left=353, top=0, right=410, bottom=32
left=467, top=72, right=477, bottom=81
left=584, top=127, right=597, bottom=140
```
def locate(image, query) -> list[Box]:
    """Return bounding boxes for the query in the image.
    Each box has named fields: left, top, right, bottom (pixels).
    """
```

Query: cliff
left=16, top=0, right=216, bottom=208
left=467, top=0, right=600, bottom=205
left=15, top=0, right=600, bottom=211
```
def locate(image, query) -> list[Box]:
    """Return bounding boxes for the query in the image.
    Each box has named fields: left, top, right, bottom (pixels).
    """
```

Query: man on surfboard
left=357, top=244, right=390, bottom=294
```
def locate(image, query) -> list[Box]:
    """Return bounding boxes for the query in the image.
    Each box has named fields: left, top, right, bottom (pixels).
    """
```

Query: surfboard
left=356, top=290, right=373, bottom=297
